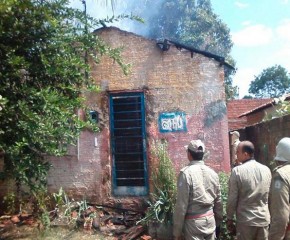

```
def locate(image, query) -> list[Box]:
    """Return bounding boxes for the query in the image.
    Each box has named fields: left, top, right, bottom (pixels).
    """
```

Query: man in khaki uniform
left=269, top=137, right=290, bottom=240
left=226, top=141, right=271, bottom=240
left=173, top=139, right=223, bottom=240
left=230, top=131, right=240, bottom=167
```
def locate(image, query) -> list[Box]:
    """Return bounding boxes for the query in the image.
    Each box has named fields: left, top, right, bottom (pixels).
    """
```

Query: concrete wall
left=45, top=27, right=230, bottom=207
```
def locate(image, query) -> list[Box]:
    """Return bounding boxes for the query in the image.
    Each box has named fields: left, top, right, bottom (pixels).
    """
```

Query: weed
left=138, top=140, right=176, bottom=225
left=219, top=172, right=235, bottom=240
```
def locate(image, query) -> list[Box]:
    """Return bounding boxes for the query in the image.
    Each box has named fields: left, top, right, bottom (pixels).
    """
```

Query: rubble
left=0, top=205, right=151, bottom=240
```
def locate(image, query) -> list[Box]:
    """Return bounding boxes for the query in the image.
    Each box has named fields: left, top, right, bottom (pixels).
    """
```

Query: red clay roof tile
left=227, top=99, right=272, bottom=130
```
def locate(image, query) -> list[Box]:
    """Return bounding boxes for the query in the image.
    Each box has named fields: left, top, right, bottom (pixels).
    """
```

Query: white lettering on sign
left=161, top=115, right=183, bottom=131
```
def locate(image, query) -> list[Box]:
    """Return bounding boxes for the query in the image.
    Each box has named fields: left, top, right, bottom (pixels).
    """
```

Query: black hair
left=241, top=141, right=255, bottom=156
left=188, top=149, right=204, bottom=160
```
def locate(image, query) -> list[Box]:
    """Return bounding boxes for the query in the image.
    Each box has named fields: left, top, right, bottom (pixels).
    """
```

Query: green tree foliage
left=225, top=65, right=238, bottom=100
left=123, top=0, right=237, bottom=99
left=243, top=95, right=253, bottom=99
left=263, top=96, right=290, bottom=122
left=249, top=65, right=290, bottom=98
left=149, top=0, right=232, bottom=57
left=0, top=0, right=131, bottom=193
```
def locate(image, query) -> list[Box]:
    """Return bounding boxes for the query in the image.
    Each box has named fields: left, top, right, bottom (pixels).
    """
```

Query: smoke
left=69, top=0, right=166, bottom=38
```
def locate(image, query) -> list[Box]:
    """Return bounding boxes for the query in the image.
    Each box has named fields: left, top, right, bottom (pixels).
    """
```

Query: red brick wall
left=246, top=110, right=265, bottom=125
left=45, top=27, right=230, bottom=206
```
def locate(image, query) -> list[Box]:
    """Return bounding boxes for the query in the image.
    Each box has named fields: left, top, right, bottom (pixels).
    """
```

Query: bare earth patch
left=0, top=224, right=116, bottom=240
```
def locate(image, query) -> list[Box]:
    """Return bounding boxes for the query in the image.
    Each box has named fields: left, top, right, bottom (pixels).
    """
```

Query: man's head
left=236, top=141, right=255, bottom=163
left=230, top=131, right=240, bottom=141
left=274, top=137, right=290, bottom=165
left=230, top=131, right=240, bottom=138
left=185, top=139, right=205, bottom=161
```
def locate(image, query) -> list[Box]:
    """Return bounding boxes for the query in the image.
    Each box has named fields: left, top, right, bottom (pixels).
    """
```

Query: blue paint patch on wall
left=159, top=112, right=187, bottom=133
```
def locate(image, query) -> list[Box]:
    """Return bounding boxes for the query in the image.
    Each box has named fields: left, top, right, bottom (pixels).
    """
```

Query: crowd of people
left=172, top=136, right=290, bottom=240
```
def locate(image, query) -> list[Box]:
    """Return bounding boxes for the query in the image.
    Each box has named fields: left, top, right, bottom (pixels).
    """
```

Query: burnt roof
left=161, top=39, right=235, bottom=70
left=94, top=27, right=235, bottom=70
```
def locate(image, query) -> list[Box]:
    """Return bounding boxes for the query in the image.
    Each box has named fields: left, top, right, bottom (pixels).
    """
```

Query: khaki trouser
left=236, top=223, right=269, bottom=240
left=285, top=232, right=290, bottom=240
left=283, top=225, right=290, bottom=240
left=183, top=215, right=215, bottom=240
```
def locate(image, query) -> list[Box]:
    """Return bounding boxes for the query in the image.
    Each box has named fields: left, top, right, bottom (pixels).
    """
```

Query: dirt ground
left=0, top=225, right=117, bottom=240
left=0, top=204, right=150, bottom=240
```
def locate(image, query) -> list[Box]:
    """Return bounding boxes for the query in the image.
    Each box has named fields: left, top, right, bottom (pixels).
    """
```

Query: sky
left=211, top=0, right=290, bottom=98
left=70, top=0, right=290, bottom=98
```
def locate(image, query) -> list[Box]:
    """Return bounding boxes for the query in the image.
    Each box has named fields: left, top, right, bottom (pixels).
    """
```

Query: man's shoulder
left=275, top=163, right=290, bottom=175
left=254, top=160, right=271, bottom=172
left=180, top=163, right=217, bottom=175
left=180, top=165, right=190, bottom=173
left=204, top=164, right=218, bottom=173
left=273, top=164, right=290, bottom=185
left=200, top=165, right=219, bottom=178
left=234, top=160, right=270, bottom=174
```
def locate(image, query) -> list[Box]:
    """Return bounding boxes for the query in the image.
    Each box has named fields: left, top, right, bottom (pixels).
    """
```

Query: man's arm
left=173, top=172, right=189, bottom=239
left=214, top=177, right=223, bottom=227
left=269, top=175, right=290, bottom=240
left=226, top=170, right=238, bottom=221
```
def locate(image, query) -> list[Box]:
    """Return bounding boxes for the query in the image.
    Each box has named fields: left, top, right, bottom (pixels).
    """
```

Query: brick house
left=228, top=96, right=290, bottom=168
left=228, top=95, right=290, bottom=132
left=227, top=98, right=272, bottom=131
left=239, top=95, right=290, bottom=125
left=46, top=27, right=231, bottom=207
left=226, top=97, right=290, bottom=164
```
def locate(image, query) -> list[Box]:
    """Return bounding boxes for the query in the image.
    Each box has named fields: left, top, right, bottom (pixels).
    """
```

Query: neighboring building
left=45, top=27, right=231, bottom=208
left=244, top=114, right=290, bottom=167
left=239, top=95, right=290, bottom=125
left=227, top=98, right=272, bottom=164
left=227, top=99, right=272, bottom=131
left=227, top=96, right=290, bottom=165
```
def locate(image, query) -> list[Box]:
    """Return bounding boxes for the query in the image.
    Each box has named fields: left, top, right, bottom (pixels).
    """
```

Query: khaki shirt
left=231, top=139, right=240, bottom=166
left=173, top=161, right=223, bottom=238
left=269, top=163, right=290, bottom=240
left=226, top=159, right=271, bottom=226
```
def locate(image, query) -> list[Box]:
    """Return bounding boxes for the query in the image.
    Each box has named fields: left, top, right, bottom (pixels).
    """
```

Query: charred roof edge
left=164, top=39, right=235, bottom=70
left=93, top=27, right=235, bottom=70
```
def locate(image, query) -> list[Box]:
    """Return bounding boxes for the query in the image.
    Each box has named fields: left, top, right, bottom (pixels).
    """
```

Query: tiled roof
left=227, top=99, right=272, bottom=130
left=239, top=100, right=274, bottom=117
left=239, top=94, right=290, bottom=117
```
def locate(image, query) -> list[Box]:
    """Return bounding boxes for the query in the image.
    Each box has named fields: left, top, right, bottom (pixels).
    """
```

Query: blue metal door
left=109, top=92, right=148, bottom=196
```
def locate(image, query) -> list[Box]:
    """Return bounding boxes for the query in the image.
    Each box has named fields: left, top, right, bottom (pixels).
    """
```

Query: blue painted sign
left=159, top=112, right=187, bottom=133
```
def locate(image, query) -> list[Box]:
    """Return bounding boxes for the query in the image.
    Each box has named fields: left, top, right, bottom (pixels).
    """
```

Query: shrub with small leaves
left=219, top=172, right=235, bottom=240
left=138, top=140, right=176, bottom=226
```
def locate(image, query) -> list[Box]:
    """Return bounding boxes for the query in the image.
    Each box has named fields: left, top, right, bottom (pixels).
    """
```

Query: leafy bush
left=219, top=172, right=235, bottom=240
left=138, top=140, right=176, bottom=225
